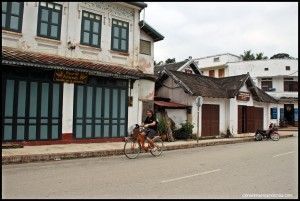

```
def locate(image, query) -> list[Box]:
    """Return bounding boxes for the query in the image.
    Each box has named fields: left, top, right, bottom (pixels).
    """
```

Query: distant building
left=195, top=55, right=298, bottom=126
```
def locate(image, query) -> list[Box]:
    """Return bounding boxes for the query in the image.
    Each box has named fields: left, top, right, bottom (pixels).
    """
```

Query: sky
left=142, top=2, right=298, bottom=62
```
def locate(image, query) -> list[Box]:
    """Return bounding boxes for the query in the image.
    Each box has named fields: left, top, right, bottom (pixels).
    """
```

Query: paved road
left=2, top=136, right=298, bottom=199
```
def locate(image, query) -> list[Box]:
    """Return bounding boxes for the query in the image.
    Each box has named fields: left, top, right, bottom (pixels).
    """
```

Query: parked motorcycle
left=254, top=123, right=280, bottom=141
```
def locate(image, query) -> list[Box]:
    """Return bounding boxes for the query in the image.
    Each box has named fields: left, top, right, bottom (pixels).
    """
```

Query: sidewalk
left=2, top=131, right=296, bottom=165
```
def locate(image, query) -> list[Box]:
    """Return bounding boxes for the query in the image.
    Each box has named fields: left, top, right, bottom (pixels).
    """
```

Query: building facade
left=2, top=2, right=164, bottom=144
left=195, top=55, right=298, bottom=126
left=155, top=69, right=277, bottom=137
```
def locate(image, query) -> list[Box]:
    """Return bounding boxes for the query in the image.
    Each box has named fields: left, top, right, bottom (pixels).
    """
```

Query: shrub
left=157, top=116, right=168, bottom=135
left=173, top=121, right=194, bottom=140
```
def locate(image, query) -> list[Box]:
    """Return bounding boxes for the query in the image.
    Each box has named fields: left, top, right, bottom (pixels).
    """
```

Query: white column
left=229, top=98, right=238, bottom=135
left=62, top=83, right=74, bottom=134
left=132, top=10, right=140, bottom=67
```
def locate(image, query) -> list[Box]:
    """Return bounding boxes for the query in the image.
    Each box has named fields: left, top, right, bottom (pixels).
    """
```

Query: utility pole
left=195, top=96, right=203, bottom=143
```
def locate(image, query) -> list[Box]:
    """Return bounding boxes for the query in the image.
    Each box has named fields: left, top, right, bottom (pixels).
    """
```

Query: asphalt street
left=2, top=136, right=298, bottom=199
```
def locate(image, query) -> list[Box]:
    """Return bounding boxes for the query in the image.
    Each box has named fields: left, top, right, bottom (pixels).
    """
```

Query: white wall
left=138, top=30, right=154, bottom=74
left=2, top=2, right=144, bottom=69
left=62, top=83, right=74, bottom=133
left=195, top=53, right=241, bottom=69
left=165, top=109, right=187, bottom=128
left=228, top=59, right=298, bottom=78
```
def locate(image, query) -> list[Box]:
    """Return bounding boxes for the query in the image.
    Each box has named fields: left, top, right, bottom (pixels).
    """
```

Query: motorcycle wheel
left=255, top=133, right=263, bottom=141
left=270, top=133, right=280, bottom=141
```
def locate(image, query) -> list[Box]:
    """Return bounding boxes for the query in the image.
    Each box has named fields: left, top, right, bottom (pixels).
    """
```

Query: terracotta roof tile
left=2, top=46, right=145, bottom=78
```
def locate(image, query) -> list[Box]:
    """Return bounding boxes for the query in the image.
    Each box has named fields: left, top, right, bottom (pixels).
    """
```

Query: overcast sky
left=142, top=2, right=298, bottom=62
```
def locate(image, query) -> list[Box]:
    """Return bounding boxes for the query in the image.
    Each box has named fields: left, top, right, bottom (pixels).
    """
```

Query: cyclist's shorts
left=143, top=128, right=157, bottom=139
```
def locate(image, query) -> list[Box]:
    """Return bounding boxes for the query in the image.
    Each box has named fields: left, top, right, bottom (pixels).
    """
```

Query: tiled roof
left=154, top=60, right=188, bottom=75
left=163, top=70, right=277, bottom=103
left=2, top=46, right=145, bottom=79
left=254, top=86, right=280, bottom=103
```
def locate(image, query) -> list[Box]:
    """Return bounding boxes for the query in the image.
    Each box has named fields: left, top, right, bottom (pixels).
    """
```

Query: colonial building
left=1, top=2, right=164, bottom=144
left=195, top=55, right=298, bottom=126
left=155, top=62, right=277, bottom=137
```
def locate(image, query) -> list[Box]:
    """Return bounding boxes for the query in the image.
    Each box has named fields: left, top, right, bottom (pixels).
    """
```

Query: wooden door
left=202, top=104, right=220, bottom=137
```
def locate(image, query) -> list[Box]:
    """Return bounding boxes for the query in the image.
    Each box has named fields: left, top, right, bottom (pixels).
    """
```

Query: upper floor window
left=261, top=78, right=273, bottom=91
left=286, top=66, right=290, bottom=71
left=218, top=68, right=224, bottom=77
left=80, top=11, right=102, bottom=47
left=209, top=70, right=215, bottom=77
left=140, top=39, right=151, bottom=55
left=213, top=57, right=220, bottom=62
left=264, top=68, right=269, bottom=71
left=37, top=2, right=62, bottom=40
left=284, top=78, right=298, bottom=92
left=2, top=2, right=24, bottom=32
left=111, top=19, right=129, bottom=52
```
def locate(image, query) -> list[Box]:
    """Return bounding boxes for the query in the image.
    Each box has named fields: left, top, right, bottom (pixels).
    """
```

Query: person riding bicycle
left=140, top=109, right=158, bottom=151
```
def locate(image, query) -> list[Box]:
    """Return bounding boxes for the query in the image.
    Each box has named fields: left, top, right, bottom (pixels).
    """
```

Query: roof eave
left=2, top=59, right=142, bottom=80
left=139, top=21, right=164, bottom=42
left=125, top=2, right=147, bottom=9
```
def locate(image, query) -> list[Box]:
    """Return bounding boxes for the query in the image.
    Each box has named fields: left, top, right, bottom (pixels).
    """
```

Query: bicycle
left=124, top=124, right=164, bottom=159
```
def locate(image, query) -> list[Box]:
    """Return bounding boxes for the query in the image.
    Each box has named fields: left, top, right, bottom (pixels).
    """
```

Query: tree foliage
left=240, top=50, right=268, bottom=61
left=165, top=58, right=176, bottom=64
left=270, top=53, right=293, bottom=59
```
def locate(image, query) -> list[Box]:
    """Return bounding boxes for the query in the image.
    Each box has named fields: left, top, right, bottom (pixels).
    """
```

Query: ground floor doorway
left=238, top=105, right=263, bottom=134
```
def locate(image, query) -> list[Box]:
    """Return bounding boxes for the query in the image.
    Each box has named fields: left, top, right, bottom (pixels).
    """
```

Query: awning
left=154, top=101, right=188, bottom=109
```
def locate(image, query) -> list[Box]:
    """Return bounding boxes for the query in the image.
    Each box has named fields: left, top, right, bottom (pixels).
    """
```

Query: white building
left=2, top=2, right=164, bottom=144
left=155, top=68, right=277, bottom=137
left=195, top=54, right=298, bottom=127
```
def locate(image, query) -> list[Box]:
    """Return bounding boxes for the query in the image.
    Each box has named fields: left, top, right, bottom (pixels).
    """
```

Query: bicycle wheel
left=270, top=133, right=280, bottom=141
left=124, top=139, right=141, bottom=159
left=150, top=137, right=164, bottom=157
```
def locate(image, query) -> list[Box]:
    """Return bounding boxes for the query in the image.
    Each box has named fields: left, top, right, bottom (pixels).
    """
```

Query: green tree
left=240, top=50, right=268, bottom=61
left=165, top=58, right=176, bottom=64
left=270, top=53, right=294, bottom=59
left=255, top=52, right=268, bottom=60
left=240, top=50, right=255, bottom=61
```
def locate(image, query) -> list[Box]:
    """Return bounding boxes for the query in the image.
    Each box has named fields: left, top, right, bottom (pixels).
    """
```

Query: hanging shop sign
left=54, top=70, right=88, bottom=84
left=236, top=91, right=250, bottom=101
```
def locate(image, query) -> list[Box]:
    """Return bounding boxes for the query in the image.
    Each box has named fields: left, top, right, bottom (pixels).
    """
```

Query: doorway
left=284, top=104, right=294, bottom=126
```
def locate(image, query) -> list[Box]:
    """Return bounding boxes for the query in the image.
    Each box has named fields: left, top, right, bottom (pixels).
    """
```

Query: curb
left=2, top=134, right=294, bottom=165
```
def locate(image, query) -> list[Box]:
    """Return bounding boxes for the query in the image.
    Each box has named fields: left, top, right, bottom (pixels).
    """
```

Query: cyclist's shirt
left=144, top=115, right=157, bottom=131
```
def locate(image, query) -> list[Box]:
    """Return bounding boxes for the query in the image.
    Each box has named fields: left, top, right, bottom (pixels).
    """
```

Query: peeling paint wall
left=138, top=30, right=154, bottom=74
left=2, top=2, right=143, bottom=68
